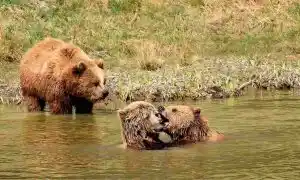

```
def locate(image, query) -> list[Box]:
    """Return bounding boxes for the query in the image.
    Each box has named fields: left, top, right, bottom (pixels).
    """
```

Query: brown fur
left=20, top=37, right=108, bottom=114
left=117, top=101, right=169, bottom=150
left=159, top=105, right=224, bottom=146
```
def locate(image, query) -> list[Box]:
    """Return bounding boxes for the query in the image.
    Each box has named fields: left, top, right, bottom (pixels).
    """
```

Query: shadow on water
left=22, top=113, right=100, bottom=145
left=0, top=90, right=300, bottom=179
left=19, top=113, right=103, bottom=178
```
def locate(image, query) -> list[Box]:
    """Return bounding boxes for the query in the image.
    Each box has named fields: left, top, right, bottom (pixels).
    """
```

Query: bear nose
left=159, top=115, right=169, bottom=124
left=102, top=89, right=109, bottom=98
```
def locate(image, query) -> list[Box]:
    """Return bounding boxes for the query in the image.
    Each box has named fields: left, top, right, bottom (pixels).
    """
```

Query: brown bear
left=158, top=105, right=225, bottom=146
left=117, top=101, right=170, bottom=150
left=19, top=37, right=109, bottom=114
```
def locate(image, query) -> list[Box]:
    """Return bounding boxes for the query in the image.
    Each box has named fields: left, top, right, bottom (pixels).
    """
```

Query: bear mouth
left=152, top=125, right=165, bottom=132
left=152, top=121, right=170, bottom=133
left=91, top=92, right=109, bottom=102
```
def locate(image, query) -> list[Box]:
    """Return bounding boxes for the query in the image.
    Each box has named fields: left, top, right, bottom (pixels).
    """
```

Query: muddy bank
left=1, top=58, right=300, bottom=106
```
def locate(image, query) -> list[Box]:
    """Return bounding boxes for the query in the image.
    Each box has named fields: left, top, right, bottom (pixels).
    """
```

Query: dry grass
left=3, top=55, right=300, bottom=105
left=123, top=40, right=165, bottom=70
left=105, top=56, right=300, bottom=102
left=1, top=0, right=300, bottom=104
left=1, top=0, right=300, bottom=66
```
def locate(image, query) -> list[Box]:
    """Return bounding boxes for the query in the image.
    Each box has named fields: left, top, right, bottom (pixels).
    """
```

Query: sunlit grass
left=1, top=0, right=300, bottom=104
left=1, top=0, right=300, bottom=66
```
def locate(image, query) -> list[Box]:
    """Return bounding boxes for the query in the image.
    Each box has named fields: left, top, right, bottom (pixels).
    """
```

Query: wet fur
left=159, top=105, right=223, bottom=146
left=20, top=37, right=107, bottom=114
left=118, top=101, right=169, bottom=150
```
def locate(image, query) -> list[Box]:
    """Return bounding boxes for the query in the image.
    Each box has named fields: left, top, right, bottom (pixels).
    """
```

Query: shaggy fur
left=117, top=101, right=169, bottom=150
left=20, top=37, right=109, bottom=114
left=158, top=105, right=224, bottom=146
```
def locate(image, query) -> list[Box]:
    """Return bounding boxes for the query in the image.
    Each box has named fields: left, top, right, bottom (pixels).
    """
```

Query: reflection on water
left=0, top=91, right=300, bottom=179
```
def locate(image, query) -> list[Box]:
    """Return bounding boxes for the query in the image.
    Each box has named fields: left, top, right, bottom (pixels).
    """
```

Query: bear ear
left=72, top=62, right=86, bottom=75
left=95, top=59, right=104, bottom=69
left=61, top=46, right=77, bottom=59
left=117, top=109, right=127, bottom=121
left=193, top=108, right=201, bottom=114
left=193, top=107, right=201, bottom=120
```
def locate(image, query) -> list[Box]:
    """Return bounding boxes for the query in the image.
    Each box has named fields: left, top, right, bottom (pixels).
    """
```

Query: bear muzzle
left=91, top=88, right=109, bottom=102
left=102, top=89, right=109, bottom=99
left=152, top=119, right=170, bottom=133
left=152, top=124, right=166, bottom=132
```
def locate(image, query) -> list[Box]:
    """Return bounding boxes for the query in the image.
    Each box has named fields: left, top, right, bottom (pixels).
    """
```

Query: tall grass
left=1, top=0, right=300, bottom=68
left=1, top=0, right=300, bottom=104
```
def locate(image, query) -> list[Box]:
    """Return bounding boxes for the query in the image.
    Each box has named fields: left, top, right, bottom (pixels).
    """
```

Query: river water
left=0, top=91, right=299, bottom=179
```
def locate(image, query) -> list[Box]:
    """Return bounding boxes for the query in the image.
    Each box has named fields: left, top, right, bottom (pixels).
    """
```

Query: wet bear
left=158, top=105, right=224, bottom=146
left=20, top=37, right=109, bottom=114
left=117, top=101, right=170, bottom=150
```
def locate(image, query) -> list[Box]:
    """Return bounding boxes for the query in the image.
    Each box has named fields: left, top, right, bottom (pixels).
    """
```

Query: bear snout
left=153, top=120, right=170, bottom=133
left=152, top=124, right=165, bottom=132
left=159, top=114, right=169, bottom=124
left=102, top=89, right=109, bottom=98
left=91, top=88, right=109, bottom=102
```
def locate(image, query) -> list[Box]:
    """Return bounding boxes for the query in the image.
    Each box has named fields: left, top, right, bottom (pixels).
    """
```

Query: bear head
left=117, top=101, right=170, bottom=150
left=158, top=105, right=210, bottom=145
left=60, top=46, right=109, bottom=103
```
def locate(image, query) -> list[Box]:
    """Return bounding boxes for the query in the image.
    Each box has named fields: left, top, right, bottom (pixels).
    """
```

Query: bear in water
left=158, top=105, right=225, bottom=146
left=20, top=37, right=109, bottom=114
left=117, top=101, right=170, bottom=150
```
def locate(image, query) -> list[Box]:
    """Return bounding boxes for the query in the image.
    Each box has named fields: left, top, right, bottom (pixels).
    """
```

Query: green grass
left=1, top=0, right=300, bottom=104
left=1, top=0, right=300, bottom=66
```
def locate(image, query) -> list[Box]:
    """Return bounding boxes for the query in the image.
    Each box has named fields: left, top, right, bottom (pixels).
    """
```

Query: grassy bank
left=1, top=0, right=300, bottom=104
left=2, top=56, right=300, bottom=105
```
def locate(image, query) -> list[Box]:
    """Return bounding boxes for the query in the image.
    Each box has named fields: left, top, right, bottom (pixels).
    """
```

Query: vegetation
left=1, top=0, right=300, bottom=104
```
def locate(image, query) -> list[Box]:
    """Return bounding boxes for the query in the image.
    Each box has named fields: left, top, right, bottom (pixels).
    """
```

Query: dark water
left=1, top=91, right=300, bottom=179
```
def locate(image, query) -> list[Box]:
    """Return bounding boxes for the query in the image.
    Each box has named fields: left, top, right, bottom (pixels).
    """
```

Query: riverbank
left=1, top=56, right=300, bottom=106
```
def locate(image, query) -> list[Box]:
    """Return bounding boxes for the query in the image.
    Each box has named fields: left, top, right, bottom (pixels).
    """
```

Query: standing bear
left=117, top=101, right=170, bottom=150
left=158, top=105, right=225, bottom=146
left=20, top=37, right=109, bottom=114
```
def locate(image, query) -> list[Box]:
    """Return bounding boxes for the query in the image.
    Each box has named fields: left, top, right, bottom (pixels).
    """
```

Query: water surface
left=1, top=91, right=299, bottom=179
